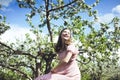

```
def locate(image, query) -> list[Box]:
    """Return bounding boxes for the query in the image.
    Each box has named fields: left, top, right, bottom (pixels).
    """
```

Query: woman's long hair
left=55, top=28, right=72, bottom=53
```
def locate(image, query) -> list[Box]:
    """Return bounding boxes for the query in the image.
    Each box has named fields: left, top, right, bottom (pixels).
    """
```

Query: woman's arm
left=51, top=51, right=72, bottom=73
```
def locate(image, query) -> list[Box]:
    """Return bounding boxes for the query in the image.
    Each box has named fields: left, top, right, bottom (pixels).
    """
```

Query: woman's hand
left=50, top=69, right=56, bottom=73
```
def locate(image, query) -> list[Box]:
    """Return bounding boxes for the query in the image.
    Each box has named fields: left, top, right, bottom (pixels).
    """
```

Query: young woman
left=35, top=28, right=81, bottom=80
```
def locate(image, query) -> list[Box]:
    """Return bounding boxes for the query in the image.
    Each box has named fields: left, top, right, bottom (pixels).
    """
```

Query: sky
left=0, top=0, right=120, bottom=43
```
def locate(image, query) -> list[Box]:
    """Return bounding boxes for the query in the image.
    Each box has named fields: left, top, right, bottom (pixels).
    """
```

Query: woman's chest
left=58, top=51, right=67, bottom=60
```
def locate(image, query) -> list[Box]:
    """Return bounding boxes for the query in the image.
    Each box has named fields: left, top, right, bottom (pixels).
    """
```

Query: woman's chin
left=64, top=38, right=69, bottom=40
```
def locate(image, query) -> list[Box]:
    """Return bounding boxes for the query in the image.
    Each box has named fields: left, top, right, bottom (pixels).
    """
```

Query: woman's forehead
left=62, top=29, right=70, bottom=32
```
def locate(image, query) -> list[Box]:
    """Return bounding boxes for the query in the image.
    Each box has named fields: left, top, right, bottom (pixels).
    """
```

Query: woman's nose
left=65, top=32, right=68, bottom=35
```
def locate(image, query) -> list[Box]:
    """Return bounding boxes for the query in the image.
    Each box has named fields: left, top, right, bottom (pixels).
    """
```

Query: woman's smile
left=61, top=29, right=70, bottom=40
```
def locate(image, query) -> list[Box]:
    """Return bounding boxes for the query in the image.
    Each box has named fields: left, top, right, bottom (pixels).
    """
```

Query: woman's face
left=61, top=29, right=71, bottom=41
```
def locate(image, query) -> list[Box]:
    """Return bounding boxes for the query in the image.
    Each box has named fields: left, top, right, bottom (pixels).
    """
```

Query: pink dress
left=35, top=44, right=81, bottom=80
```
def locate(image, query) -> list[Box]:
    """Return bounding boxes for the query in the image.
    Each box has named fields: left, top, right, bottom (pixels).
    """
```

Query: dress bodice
left=58, top=44, right=79, bottom=62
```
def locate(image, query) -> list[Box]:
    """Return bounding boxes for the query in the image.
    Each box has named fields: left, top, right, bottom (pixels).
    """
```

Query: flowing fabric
left=35, top=44, right=81, bottom=80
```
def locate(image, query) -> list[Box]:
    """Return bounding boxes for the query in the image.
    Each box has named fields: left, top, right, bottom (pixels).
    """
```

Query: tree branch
left=13, top=50, right=36, bottom=58
left=45, top=0, right=53, bottom=42
left=48, top=0, right=80, bottom=12
left=0, top=41, right=36, bottom=58
left=0, top=41, right=14, bottom=51
left=9, top=62, right=35, bottom=71
left=0, top=64, right=32, bottom=80
left=28, top=3, right=37, bottom=11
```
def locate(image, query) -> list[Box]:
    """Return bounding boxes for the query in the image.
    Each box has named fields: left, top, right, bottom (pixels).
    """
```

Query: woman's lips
left=63, top=35, right=69, bottom=37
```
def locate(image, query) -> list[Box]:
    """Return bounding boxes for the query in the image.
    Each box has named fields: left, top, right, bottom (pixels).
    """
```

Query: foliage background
left=0, top=0, right=120, bottom=80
